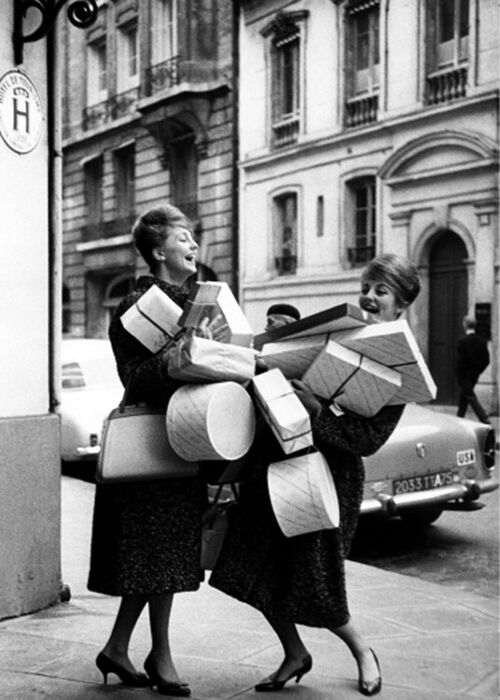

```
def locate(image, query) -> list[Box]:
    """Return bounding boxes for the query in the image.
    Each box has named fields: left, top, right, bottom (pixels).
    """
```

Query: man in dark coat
left=456, top=315, right=490, bottom=423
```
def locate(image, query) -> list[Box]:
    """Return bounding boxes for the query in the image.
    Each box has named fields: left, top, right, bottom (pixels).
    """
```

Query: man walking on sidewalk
left=456, top=315, right=490, bottom=424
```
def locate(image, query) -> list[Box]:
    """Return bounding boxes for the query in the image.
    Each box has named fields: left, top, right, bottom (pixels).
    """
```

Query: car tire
left=400, top=506, right=443, bottom=527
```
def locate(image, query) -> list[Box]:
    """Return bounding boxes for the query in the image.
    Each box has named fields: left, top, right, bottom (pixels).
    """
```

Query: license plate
left=393, top=471, right=454, bottom=495
left=456, top=449, right=476, bottom=467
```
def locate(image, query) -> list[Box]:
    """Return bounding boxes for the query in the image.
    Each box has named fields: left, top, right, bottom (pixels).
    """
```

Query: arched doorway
left=428, top=231, right=468, bottom=404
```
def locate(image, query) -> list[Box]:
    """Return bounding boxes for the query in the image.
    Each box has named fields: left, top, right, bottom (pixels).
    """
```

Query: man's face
left=265, top=313, right=297, bottom=332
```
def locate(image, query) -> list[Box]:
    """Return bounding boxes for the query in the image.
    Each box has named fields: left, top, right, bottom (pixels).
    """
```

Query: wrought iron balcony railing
left=144, top=56, right=180, bottom=96
left=272, top=114, right=300, bottom=148
left=275, top=254, right=297, bottom=276
left=81, top=215, right=137, bottom=242
left=347, top=245, right=375, bottom=266
left=425, top=66, right=467, bottom=105
left=345, top=93, right=379, bottom=128
left=82, top=87, right=140, bottom=131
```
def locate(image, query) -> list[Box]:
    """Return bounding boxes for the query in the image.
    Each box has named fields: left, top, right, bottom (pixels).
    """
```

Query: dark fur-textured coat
left=209, top=402, right=403, bottom=628
left=87, top=276, right=206, bottom=596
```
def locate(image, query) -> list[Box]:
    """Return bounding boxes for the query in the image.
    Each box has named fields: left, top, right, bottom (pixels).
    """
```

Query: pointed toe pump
left=358, top=648, right=382, bottom=697
left=95, top=652, right=150, bottom=687
left=144, top=655, right=191, bottom=697
left=255, top=654, right=313, bottom=692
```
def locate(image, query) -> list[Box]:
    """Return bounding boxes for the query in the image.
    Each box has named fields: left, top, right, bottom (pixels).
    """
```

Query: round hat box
left=166, top=381, right=256, bottom=462
left=267, top=451, right=339, bottom=537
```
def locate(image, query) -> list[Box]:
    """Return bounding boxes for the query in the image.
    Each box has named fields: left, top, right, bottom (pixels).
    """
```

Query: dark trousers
left=456, top=377, right=489, bottom=423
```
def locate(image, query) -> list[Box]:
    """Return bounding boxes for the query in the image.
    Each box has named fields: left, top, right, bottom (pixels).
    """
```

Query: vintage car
left=60, top=338, right=123, bottom=463
left=362, top=403, right=498, bottom=525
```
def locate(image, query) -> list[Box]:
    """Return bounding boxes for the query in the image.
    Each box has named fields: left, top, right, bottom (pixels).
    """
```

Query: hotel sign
left=0, top=70, right=43, bottom=154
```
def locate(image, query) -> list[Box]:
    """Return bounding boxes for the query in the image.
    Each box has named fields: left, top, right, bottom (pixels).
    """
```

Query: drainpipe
left=231, top=1, right=240, bottom=298
left=47, top=27, right=62, bottom=413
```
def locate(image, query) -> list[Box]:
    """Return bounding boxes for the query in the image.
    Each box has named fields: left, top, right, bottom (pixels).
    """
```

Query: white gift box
left=330, top=320, right=437, bottom=405
left=267, top=450, right=339, bottom=537
left=166, top=381, right=256, bottom=461
left=120, top=285, right=182, bottom=353
left=303, top=340, right=402, bottom=417
left=178, top=281, right=254, bottom=348
left=253, top=369, right=313, bottom=455
left=259, top=334, right=328, bottom=379
left=167, top=335, right=256, bottom=384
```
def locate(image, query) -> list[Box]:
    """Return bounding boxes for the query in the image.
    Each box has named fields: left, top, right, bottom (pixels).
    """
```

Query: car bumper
left=361, top=477, right=499, bottom=516
left=61, top=445, right=100, bottom=462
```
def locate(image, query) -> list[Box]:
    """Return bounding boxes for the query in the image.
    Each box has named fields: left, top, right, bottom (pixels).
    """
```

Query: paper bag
left=167, top=334, right=256, bottom=383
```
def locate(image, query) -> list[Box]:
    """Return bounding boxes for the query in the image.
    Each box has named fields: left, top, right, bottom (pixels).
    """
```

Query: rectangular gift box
left=178, top=281, right=254, bottom=348
left=253, top=368, right=313, bottom=455
left=303, top=340, right=402, bottom=417
left=259, top=334, right=328, bottom=379
left=120, top=285, right=182, bottom=354
left=329, top=320, right=437, bottom=405
left=253, top=302, right=368, bottom=350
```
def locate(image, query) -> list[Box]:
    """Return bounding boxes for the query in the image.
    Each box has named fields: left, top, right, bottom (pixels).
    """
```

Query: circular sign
left=0, top=70, right=44, bottom=154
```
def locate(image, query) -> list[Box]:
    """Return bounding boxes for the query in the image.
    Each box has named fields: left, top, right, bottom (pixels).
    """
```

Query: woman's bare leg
left=100, top=594, right=147, bottom=672
left=263, top=615, right=311, bottom=681
left=147, top=593, right=183, bottom=683
left=331, top=619, right=380, bottom=685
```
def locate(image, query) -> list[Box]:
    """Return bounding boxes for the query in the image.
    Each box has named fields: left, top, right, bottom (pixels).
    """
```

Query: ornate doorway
left=428, top=231, right=468, bottom=404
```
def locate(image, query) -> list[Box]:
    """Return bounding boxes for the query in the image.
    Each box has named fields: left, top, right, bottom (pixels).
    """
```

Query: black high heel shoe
left=358, top=648, right=382, bottom=696
left=144, top=654, right=191, bottom=697
left=255, top=654, right=313, bottom=692
left=95, top=652, right=150, bottom=687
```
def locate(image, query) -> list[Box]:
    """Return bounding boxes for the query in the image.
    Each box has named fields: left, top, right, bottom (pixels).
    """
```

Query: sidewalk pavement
left=0, top=475, right=498, bottom=700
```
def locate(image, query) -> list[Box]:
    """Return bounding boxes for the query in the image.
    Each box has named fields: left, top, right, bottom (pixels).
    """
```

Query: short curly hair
left=361, top=254, right=421, bottom=306
left=132, top=205, right=192, bottom=269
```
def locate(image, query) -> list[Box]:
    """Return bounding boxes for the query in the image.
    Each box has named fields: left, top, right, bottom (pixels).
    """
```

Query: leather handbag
left=96, top=377, right=199, bottom=483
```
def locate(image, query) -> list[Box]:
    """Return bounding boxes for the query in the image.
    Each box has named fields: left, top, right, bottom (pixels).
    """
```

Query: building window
left=426, top=0, right=469, bottom=104
left=151, top=0, right=177, bottom=64
left=62, top=284, right=71, bottom=335
left=345, top=0, right=380, bottom=128
left=87, top=39, right=107, bottom=105
left=273, top=192, right=298, bottom=276
left=83, top=156, right=104, bottom=240
left=117, top=23, right=139, bottom=92
left=346, top=177, right=376, bottom=267
left=316, top=196, right=324, bottom=238
left=86, top=272, right=134, bottom=338
left=114, top=145, right=135, bottom=221
left=169, top=130, right=199, bottom=222
left=262, top=11, right=308, bottom=149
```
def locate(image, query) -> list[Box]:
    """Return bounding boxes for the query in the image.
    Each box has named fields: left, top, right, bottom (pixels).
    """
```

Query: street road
left=349, top=488, right=499, bottom=599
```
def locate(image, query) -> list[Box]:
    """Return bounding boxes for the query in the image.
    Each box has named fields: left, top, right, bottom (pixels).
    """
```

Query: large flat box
left=303, top=340, right=402, bottom=417
left=330, top=320, right=437, bottom=405
left=253, top=302, right=368, bottom=349
left=253, top=369, right=313, bottom=455
left=120, top=285, right=182, bottom=353
left=259, top=334, right=328, bottom=378
left=179, top=281, right=254, bottom=347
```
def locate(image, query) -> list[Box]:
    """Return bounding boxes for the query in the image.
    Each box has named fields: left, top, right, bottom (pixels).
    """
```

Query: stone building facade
left=61, top=0, right=235, bottom=338
left=237, top=0, right=499, bottom=411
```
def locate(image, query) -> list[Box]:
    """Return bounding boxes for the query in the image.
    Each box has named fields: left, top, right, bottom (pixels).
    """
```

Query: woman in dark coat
left=210, top=254, right=422, bottom=696
left=88, top=205, right=203, bottom=696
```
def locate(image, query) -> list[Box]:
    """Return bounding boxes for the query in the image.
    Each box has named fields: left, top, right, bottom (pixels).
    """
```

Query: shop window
left=346, top=177, right=376, bottom=267
left=273, top=192, right=298, bottom=276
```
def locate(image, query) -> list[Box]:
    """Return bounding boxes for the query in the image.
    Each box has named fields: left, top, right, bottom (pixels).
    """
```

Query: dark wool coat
left=87, top=276, right=206, bottom=596
left=209, top=402, right=404, bottom=628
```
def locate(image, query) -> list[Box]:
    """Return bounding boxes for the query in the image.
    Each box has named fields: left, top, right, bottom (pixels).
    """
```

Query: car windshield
left=62, top=355, right=118, bottom=389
